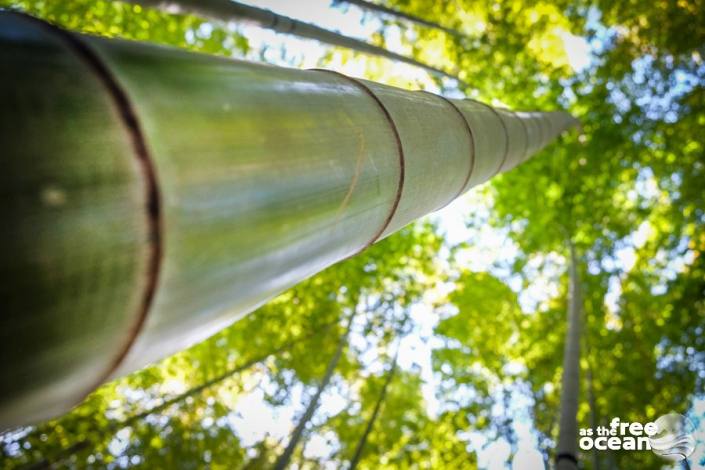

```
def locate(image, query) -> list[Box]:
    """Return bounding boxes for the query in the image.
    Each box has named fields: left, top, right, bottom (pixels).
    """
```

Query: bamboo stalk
left=273, top=309, right=357, bottom=470
left=335, top=0, right=464, bottom=38
left=0, top=11, right=578, bottom=429
left=123, top=0, right=464, bottom=84
left=556, top=240, right=582, bottom=470
left=348, top=349, right=399, bottom=469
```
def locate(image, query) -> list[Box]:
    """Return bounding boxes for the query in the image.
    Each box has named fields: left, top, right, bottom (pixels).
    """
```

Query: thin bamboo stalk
left=556, top=240, right=582, bottom=470
left=336, top=0, right=464, bottom=37
left=123, top=0, right=463, bottom=84
left=348, top=349, right=399, bottom=469
left=0, top=11, right=578, bottom=429
left=273, top=310, right=357, bottom=470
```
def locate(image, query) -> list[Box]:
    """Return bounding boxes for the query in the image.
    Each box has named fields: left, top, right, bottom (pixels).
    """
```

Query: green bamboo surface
left=0, top=12, right=151, bottom=427
left=0, top=11, right=578, bottom=428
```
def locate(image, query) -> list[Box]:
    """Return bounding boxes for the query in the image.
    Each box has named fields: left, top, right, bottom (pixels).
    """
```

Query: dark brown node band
left=311, top=69, right=406, bottom=252
left=27, top=14, right=164, bottom=396
left=505, top=108, right=531, bottom=168
left=466, top=98, right=511, bottom=178
left=419, top=91, right=477, bottom=209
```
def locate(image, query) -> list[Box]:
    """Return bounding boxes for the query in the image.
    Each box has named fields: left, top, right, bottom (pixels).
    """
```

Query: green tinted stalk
left=0, top=11, right=578, bottom=428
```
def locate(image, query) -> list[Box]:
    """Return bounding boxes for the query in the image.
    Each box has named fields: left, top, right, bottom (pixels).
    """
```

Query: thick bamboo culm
left=0, top=11, right=578, bottom=429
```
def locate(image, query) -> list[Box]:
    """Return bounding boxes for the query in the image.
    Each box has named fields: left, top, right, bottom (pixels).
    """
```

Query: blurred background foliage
left=0, top=0, right=703, bottom=468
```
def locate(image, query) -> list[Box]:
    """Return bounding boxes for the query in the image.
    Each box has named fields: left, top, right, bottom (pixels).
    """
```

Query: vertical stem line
left=556, top=240, right=582, bottom=470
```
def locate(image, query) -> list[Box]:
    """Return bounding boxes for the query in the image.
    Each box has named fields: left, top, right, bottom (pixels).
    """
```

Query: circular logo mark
left=649, top=413, right=696, bottom=462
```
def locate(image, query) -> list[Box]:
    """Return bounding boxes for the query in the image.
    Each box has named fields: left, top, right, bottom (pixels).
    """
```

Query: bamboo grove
left=2, top=0, right=703, bottom=469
